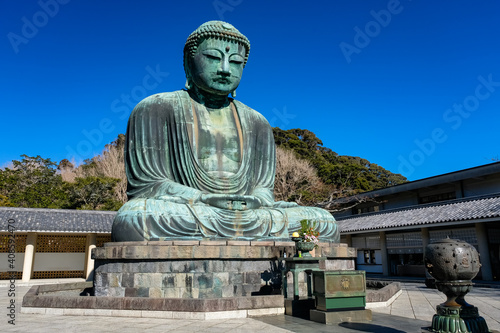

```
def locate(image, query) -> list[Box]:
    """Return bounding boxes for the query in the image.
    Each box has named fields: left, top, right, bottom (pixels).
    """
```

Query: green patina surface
left=317, top=296, right=366, bottom=311
left=111, top=21, right=340, bottom=242
left=313, top=270, right=367, bottom=312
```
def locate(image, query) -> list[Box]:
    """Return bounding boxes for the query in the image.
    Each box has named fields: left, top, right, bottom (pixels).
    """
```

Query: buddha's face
left=190, top=38, right=246, bottom=96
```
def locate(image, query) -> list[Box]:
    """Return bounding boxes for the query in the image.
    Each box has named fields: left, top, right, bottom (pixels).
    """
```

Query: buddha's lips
left=214, top=78, right=231, bottom=84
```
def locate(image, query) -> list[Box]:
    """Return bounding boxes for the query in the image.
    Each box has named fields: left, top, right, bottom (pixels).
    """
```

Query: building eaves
left=0, top=207, right=116, bottom=233
left=336, top=193, right=500, bottom=233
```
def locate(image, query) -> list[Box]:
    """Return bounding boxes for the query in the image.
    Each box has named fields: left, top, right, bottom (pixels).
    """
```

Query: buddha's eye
left=205, top=54, right=220, bottom=60
left=203, top=50, right=221, bottom=60
left=229, top=55, right=244, bottom=65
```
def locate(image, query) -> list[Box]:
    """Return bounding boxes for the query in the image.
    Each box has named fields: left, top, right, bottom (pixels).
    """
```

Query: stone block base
left=309, top=309, right=372, bottom=324
left=93, top=241, right=296, bottom=298
left=22, top=282, right=285, bottom=319
left=92, top=241, right=355, bottom=299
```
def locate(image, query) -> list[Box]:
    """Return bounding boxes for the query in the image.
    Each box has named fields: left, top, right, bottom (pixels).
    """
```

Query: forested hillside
left=272, top=128, right=407, bottom=207
left=0, top=135, right=126, bottom=211
left=0, top=129, right=406, bottom=211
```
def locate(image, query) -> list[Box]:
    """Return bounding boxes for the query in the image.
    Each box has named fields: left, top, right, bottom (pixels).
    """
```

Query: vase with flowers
left=291, top=219, right=320, bottom=257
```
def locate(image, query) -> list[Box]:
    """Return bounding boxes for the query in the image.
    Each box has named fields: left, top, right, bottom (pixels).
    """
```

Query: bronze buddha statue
left=112, top=21, right=339, bottom=242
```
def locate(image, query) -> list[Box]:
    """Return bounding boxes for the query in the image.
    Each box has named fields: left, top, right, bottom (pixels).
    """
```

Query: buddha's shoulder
left=232, top=99, right=269, bottom=124
left=130, top=91, right=188, bottom=116
left=136, top=91, right=186, bottom=106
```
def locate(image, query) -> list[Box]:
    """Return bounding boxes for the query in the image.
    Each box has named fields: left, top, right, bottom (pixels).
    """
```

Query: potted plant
left=291, top=219, right=320, bottom=257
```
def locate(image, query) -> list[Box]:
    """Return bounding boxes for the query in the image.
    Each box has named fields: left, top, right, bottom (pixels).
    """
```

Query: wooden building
left=334, top=162, right=500, bottom=281
left=0, top=208, right=113, bottom=281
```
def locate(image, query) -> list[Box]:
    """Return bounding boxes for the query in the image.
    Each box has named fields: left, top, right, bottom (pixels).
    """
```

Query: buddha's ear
left=231, top=90, right=236, bottom=98
left=185, top=78, right=192, bottom=90
left=183, top=53, right=193, bottom=90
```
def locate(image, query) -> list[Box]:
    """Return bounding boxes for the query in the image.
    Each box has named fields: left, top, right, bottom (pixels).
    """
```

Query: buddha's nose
left=218, top=59, right=230, bottom=75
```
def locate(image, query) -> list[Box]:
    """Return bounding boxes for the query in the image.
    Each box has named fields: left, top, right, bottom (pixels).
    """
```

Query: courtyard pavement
left=1, top=279, right=499, bottom=332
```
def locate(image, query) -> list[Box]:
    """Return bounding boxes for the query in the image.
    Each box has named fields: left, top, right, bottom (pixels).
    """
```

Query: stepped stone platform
left=92, top=240, right=355, bottom=299
left=22, top=281, right=285, bottom=319
left=22, top=241, right=357, bottom=319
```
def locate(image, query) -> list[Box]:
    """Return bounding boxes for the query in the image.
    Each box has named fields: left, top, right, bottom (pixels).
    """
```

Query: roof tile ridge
left=337, top=192, right=500, bottom=221
left=0, top=206, right=118, bottom=214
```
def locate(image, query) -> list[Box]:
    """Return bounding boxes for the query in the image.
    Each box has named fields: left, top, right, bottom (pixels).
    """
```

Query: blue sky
left=1, top=0, right=499, bottom=181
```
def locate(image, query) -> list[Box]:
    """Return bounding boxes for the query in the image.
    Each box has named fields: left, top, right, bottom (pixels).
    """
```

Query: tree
left=272, top=127, right=407, bottom=211
left=273, top=127, right=407, bottom=194
left=61, top=134, right=127, bottom=206
left=58, top=159, right=74, bottom=171
left=274, top=147, right=328, bottom=205
left=65, top=176, right=122, bottom=210
left=0, top=137, right=126, bottom=211
left=0, top=194, right=15, bottom=207
left=0, top=155, right=68, bottom=208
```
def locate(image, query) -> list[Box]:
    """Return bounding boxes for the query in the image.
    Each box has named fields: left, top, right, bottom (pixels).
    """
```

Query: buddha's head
left=184, top=21, right=250, bottom=98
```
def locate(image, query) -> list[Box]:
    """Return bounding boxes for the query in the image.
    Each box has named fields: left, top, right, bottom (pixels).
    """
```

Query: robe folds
left=111, top=90, right=339, bottom=242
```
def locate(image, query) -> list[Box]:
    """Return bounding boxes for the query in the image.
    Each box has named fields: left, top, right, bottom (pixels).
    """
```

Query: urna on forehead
left=184, top=20, right=251, bottom=66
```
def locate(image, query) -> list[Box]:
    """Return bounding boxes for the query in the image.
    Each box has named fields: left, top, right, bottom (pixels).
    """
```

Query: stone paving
left=1, top=279, right=499, bottom=332
left=371, top=282, right=500, bottom=331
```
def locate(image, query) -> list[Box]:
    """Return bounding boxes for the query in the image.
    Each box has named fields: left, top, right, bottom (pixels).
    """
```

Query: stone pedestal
left=283, top=243, right=357, bottom=299
left=282, top=257, right=324, bottom=300
left=92, top=240, right=295, bottom=298
left=92, top=241, right=356, bottom=300
left=21, top=241, right=358, bottom=318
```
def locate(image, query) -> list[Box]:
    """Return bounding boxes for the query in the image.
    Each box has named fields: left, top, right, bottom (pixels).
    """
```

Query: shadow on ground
left=255, top=312, right=430, bottom=333
left=339, top=322, right=411, bottom=333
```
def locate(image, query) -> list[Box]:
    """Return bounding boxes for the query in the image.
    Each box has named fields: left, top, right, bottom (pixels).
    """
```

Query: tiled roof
left=0, top=207, right=116, bottom=233
left=337, top=194, right=500, bottom=233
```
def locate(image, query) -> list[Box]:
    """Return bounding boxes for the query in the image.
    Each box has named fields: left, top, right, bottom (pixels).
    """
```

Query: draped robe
left=111, top=90, right=339, bottom=242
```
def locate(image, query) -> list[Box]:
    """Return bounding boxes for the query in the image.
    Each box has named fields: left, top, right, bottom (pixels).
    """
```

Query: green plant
left=298, top=219, right=320, bottom=248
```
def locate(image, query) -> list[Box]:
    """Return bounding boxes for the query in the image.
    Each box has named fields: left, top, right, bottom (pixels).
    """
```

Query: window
left=354, top=205, right=380, bottom=215
left=419, top=192, right=455, bottom=204
left=429, top=228, right=477, bottom=246
left=352, top=234, right=380, bottom=249
left=364, top=250, right=376, bottom=264
left=387, top=232, right=422, bottom=248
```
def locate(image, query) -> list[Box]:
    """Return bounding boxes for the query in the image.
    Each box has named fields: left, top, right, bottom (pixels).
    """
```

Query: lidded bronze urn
left=424, top=238, right=489, bottom=333
left=425, top=237, right=480, bottom=284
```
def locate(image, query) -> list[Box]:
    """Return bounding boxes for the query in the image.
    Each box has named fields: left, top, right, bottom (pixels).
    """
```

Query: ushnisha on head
left=184, top=21, right=250, bottom=68
left=184, top=21, right=250, bottom=99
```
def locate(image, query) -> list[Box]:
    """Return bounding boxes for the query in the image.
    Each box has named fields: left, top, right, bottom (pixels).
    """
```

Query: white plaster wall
left=33, top=253, right=85, bottom=271
left=0, top=253, right=25, bottom=272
